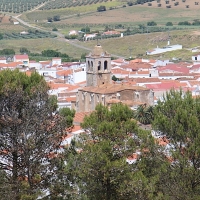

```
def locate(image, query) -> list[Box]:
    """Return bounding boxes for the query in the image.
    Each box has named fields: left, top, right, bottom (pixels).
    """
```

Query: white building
left=146, top=44, right=182, bottom=55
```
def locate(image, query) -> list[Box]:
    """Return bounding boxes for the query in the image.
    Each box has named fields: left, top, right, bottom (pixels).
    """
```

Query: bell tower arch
left=86, top=44, right=111, bottom=87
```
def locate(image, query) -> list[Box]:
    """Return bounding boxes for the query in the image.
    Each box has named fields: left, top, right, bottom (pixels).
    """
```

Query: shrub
left=166, top=22, right=173, bottom=26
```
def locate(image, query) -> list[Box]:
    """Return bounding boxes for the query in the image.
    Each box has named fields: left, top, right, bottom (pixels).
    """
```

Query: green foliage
left=0, top=69, right=66, bottom=199
left=147, top=21, right=157, bottom=26
left=134, top=104, right=154, bottom=125
left=112, top=75, right=118, bottom=81
left=178, top=21, right=191, bottom=25
left=0, top=69, right=46, bottom=95
left=48, top=95, right=58, bottom=111
left=53, top=15, right=60, bottom=21
left=0, top=33, right=3, bottom=40
left=192, top=19, right=200, bottom=25
left=41, top=49, right=69, bottom=58
left=97, top=5, right=106, bottom=12
left=20, top=47, right=30, bottom=54
left=59, top=107, right=75, bottom=127
left=47, top=17, right=53, bottom=22
left=0, top=48, right=15, bottom=55
left=152, top=89, right=200, bottom=199
left=81, top=26, right=90, bottom=33
left=52, top=27, right=58, bottom=31
left=68, top=103, right=154, bottom=199
left=166, top=22, right=173, bottom=26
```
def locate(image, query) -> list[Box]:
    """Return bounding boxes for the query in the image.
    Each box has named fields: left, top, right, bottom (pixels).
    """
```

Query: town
left=0, top=0, right=200, bottom=199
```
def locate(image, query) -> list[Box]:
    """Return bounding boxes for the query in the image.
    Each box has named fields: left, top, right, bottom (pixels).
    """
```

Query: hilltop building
left=74, top=44, right=154, bottom=112
left=146, top=44, right=182, bottom=55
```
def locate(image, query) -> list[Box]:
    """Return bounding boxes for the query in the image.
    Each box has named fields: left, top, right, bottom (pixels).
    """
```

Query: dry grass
left=0, top=38, right=88, bottom=58
left=75, top=29, right=200, bottom=60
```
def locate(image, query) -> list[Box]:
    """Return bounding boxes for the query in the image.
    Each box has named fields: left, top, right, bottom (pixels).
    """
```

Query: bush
left=47, top=17, right=53, bottom=22
left=97, top=5, right=106, bottom=12
left=166, top=22, right=173, bottom=26
left=52, top=27, right=58, bottom=31
left=147, top=21, right=157, bottom=26
left=178, top=21, right=191, bottom=25
left=53, top=15, right=60, bottom=21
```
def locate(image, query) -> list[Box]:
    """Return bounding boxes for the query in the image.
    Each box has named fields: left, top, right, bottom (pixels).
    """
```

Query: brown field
left=0, top=14, right=27, bottom=33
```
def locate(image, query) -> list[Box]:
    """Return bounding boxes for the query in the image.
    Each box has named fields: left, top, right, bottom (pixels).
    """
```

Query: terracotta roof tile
left=73, top=112, right=92, bottom=125
left=80, top=83, right=148, bottom=94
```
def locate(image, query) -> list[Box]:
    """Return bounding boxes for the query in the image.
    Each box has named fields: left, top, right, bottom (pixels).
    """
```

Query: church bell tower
left=86, top=44, right=111, bottom=87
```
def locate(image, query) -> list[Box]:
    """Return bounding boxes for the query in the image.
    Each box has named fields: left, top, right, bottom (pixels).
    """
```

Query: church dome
left=91, top=44, right=109, bottom=57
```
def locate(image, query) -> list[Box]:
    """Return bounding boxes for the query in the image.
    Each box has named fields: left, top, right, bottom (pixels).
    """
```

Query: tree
left=152, top=89, right=200, bottom=199
left=81, top=26, right=90, bottom=33
left=147, top=21, right=157, bottom=26
left=97, top=5, right=106, bottom=12
left=0, top=70, right=67, bottom=199
left=53, top=15, right=60, bottom=21
left=134, top=104, right=154, bottom=125
left=0, top=49, right=15, bottom=55
left=52, top=27, right=58, bottom=31
left=66, top=103, right=155, bottom=199
left=20, top=47, right=30, bottom=54
left=112, top=75, right=118, bottom=81
left=0, top=33, right=3, bottom=40
left=47, top=17, right=53, bottom=22
left=59, top=107, right=75, bottom=128
left=166, top=22, right=173, bottom=26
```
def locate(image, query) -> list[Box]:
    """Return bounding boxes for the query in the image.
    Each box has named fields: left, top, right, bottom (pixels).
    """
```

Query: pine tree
left=0, top=70, right=67, bottom=199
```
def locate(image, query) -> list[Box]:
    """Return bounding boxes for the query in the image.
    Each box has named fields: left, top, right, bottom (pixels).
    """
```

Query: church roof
left=79, top=83, right=148, bottom=94
left=89, top=44, right=110, bottom=57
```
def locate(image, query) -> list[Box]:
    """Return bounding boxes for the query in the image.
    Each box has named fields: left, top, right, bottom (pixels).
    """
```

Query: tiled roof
left=0, top=62, right=23, bottom=68
left=56, top=69, right=73, bottom=76
left=111, top=68, right=136, bottom=75
left=190, top=64, right=200, bottom=70
left=158, top=64, right=189, bottom=74
left=145, top=82, right=183, bottom=90
left=73, top=112, right=92, bottom=125
left=80, top=83, right=148, bottom=94
left=130, top=78, right=161, bottom=83
left=14, top=54, right=29, bottom=60
left=66, top=97, right=76, bottom=102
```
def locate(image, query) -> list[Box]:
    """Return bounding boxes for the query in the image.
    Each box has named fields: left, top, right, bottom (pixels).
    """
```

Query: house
left=192, top=54, right=200, bottom=62
left=13, top=54, right=29, bottom=67
left=84, top=33, right=97, bottom=41
left=0, top=57, right=7, bottom=64
left=146, top=44, right=182, bottom=55
left=52, top=57, right=61, bottom=66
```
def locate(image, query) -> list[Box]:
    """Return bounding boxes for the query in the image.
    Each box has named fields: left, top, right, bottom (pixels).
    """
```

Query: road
left=11, top=7, right=124, bottom=59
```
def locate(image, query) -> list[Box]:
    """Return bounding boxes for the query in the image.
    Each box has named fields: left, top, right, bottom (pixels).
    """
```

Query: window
left=91, top=61, right=93, bottom=71
left=98, top=61, right=101, bottom=71
left=88, top=61, right=90, bottom=71
left=104, top=60, right=108, bottom=70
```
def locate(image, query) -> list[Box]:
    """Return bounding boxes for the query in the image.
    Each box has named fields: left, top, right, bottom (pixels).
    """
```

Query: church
left=74, top=44, right=154, bottom=112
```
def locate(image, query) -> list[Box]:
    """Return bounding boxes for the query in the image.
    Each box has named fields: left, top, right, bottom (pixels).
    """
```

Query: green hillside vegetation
left=0, top=38, right=88, bottom=59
